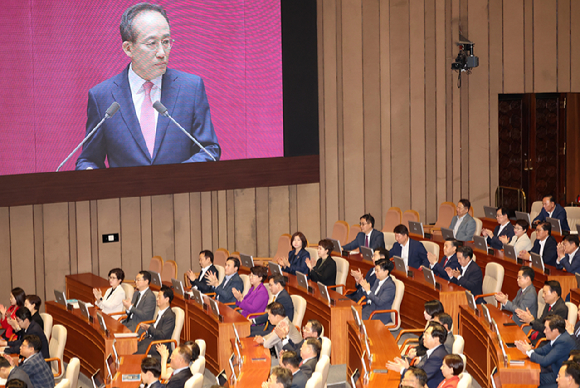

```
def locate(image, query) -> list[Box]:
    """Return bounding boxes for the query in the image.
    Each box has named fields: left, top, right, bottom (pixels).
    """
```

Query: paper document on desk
left=113, top=333, right=139, bottom=338
left=67, top=300, right=93, bottom=309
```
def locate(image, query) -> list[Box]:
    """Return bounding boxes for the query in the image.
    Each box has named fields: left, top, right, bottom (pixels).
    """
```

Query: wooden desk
left=231, top=337, right=271, bottom=387
left=343, top=254, right=467, bottom=333
left=459, top=305, right=539, bottom=388
left=45, top=301, right=138, bottom=378
left=66, top=273, right=109, bottom=302
left=571, top=288, right=580, bottom=306
left=109, top=354, right=144, bottom=388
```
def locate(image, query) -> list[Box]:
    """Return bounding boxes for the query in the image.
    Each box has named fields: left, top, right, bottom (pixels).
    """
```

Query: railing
left=495, top=186, right=527, bottom=212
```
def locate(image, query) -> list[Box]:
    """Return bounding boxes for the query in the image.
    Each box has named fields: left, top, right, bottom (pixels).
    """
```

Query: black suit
left=136, top=308, right=176, bottom=357
left=486, top=223, right=515, bottom=250
left=299, top=357, right=318, bottom=379
left=404, top=345, right=447, bottom=388
left=530, top=236, right=558, bottom=267
left=189, top=265, right=217, bottom=294
left=290, top=369, right=308, bottom=388
left=530, top=298, right=568, bottom=342
left=214, top=272, right=244, bottom=304
left=309, top=257, right=337, bottom=286
left=431, top=253, right=460, bottom=281
left=250, top=289, right=294, bottom=337
left=6, top=320, right=50, bottom=358
left=148, top=381, right=166, bottom=388
left=389, top=238, right=429, bottom=269
left=449, top=260, right=483, bottom=303
left=166, top=368, right=192, bottom=388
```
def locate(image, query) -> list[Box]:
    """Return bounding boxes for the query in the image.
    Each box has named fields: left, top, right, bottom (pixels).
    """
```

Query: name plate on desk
left=121, top=374, right=140, bottom=382
left=113, top=333, right=138, bottom=338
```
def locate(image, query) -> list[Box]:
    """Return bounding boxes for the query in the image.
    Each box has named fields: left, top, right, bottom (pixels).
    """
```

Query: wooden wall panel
left=151, top=195, right=175, bottom=263
left=488, top=0, right=502, bottom=204
left=173, top=193, right=191, bottom=278
left=233, top=188, right=257, bottom=256
left=199, top=192, right=213, bottom=253
left=297, top=183, right=321, bottom=244
left=76, top=201, right=92, bottom=273
left=120, top=197, right=142, bottom=277
left=43, top=202, right=70, bottom=299
left=524, top=0, right=534, bottom=92
left=33, top=205, right=45, bottom=302
left=435, top=0, right=447, bottom=207
left=217, top=190, right=228, bottom=249
left=255, top=187, right=269, bottom=257
left=9, top=206, right=35, bottom=294
left=533, top=0, right=558, bottom=92
left=571, top=1, right=580, bottom=91
left=0, top=208, right=12, bottom=299
left=140, top=196, right=152, bottom=269
left=379, top=0, right=392, bottom=229
left=68, top=203, right=77, bottom=275
left=424, top=0, right=437, bottom=223
left=557, top=0, right=571, bottom=92
left=96, top=198, right=121, bottom=278
left=189, top=193, right=202, bottom=272
left=503, top=0, right=525, bottom=93
left=268, top=186, right=291, bottom=256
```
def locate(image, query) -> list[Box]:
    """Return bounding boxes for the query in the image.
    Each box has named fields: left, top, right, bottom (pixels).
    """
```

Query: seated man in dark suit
left=533, top=195, right=570, bottom=231
left=556, top=235, right=580, bottom=274
left=136, top=285, right=176, bottom=358
left=280, top=351, right=308, bottom=388
left=140, top=357, right=164, bottom=388
left=495, top=266, right=538, bottom=326
left=516, top=280, right=568, bottom=343
left=281, top=319, right=323, bottom=358
left=0, top=308, right=49, bottom=358
left=427, top=238, right=461, bottom=281
left=206, top=256, right=244, bottom=304
left=122, top=270, right=157, bottom=331
left=166, top=345, right=194, bottom=388
left=519, top=222, right=558, bottom=267
left=343, top=213, right=385, bottom=251
left=250, top=275, right=294, bottom=337
left=299, top=338, right=321, bottom=379
left=186, top=250, right=217, bottom=294
left=389, top=224, right=429, bottom=269
left=361, top=259, right=396, bottom=325
left=264, top=366, right=293, bottom=388
left=515, top=314, right=576, bottom=387
left=482, top=207, right=515, bottom=250
left=347, top=248, right=389, bottom=302
left=448, top=199, right=477, bottom=242
left=8, top=335, right=54, bottom=388
left=0, top=357, right=33, bottom=388
left=446, top=246, right=483, bottom=303
left=387, top=323, right=448, bottom=388
left=433, top=313, right=454, bottom=354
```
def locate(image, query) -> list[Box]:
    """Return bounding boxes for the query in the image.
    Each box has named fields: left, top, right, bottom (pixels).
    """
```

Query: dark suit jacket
left=166, top=368, right=193, bottom=388
left=486, top=223, right=515, bottom=250
left=6, top=320, right=50, bottom=358
left=408, top=345, right=448, bottom=388
left=571, top=321, right=580, bottom=349
left=148, top=380, right=166, bottom=388
left=361, top=276, right=396, bottom=325
left=389, top=238, right=429, bottom=269
left=449, top=260, right=483, bottom=302
left=534, top=204, right=570, bottom=231
left=136, top=307, right=176, bottom=356
left=530, top=332, right=576, bottom=386
left=309, top=257, right=337, bottom=286
left=291, top=369, right=308, bottom=388
left=31, top=311, right=44, bottom=330
left=531, top=298, right=568, bottom=340
left=431, top=253, right=460, bottom=281
left=254, top=289, right=294, bottom=325
left=214, top=272, right=244, bottom=304
left=343, top=229, right=386, bottom=251
left=283, top=249, right=310, bottom=275
left=347, top=267, right=377, bottom=302
left=190, top=264, right=217, bottom=294
left=76, top=67, right=220, bottom=170
left=123, top=288, right=156, bottom=332
left=299, top=357, right=318, bottom=379
left=530, top=236, right=559, bottom=267
left=556, top=249, right=580, bottom=274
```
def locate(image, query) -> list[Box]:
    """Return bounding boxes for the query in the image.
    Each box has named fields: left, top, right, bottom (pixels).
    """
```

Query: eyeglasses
left=141, top=38, right=175, bottom=51
left=135, top=277, right=145, bottom=282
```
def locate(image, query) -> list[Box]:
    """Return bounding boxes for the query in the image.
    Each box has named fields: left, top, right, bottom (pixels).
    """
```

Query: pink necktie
left=140, top=81, right=155, bottom=157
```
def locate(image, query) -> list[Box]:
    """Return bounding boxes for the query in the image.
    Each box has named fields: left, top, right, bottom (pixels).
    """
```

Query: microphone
left=152, top=101, right=216, bottom=161
left=56, top=102, right=120, bottom=172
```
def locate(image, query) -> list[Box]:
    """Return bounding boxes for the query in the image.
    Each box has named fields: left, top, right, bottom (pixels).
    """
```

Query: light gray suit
left=449, top=214, right=477, bottom=242
left=503, top=286, right=538, bottom=326
left=123, top=288, right=156, bottom=332
left=263, top=316, right=302, bottom=355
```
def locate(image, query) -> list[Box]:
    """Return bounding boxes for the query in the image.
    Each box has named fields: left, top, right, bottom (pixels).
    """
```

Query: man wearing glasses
left=122, top=271, right=156, bottom=331
left=76, top=3, right=220, bottom=170
left=343, top=214, right=385, bottom=251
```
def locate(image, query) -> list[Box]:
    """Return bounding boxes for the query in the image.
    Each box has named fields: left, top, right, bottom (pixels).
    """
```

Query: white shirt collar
left=172, top=366, right=190, bottom=375
left=550, top=333, right=562, bottom=346
left=128, top=64, right=162, bottom=95
left=461, top=259, right=473, bottom=272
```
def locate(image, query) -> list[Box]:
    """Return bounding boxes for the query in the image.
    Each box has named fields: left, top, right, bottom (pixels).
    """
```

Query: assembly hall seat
left=315, top=355, right=330, bottom=388
left=347, top=224, right=362, bottom=253
left=161, top=260, right=178, bottom=283
left=55, top=379, right=70, bottom=388
left=565, top=206, right=580, bottom=232
left=329, top=256, right=349, bottom=295
left=190, top=355, right=206, bottom=376
left=291, top=294, right=307, bottom=329
left=239, top=274, right=251, bottom=296
left=402, top=209, right=420, bottom=228
left=184, top=373, right=204, bottom=388
left=331, top=221, right=350, bottom=248
left=320, top=336, right=331, bottom=359
left=475, top=262, right=504, bottom=306
left=420, top=241, right=440, bottom=259
left=48, top=324, right=67, bottom=380
left=149, top=256, right=164, bottom=275
left=65, top=357, right=80, bottom=388
left=529, top=201, right=543, bottom=224
left=383, top=232, right=396, bottom=250
left=40, top=312, right=53, bottom=343
left=214, top=248, right=230, bottom=267
left=306, top=372, right=323, bottom=388
left=423, top=202, right=456, bottom=233
left=195, top=339, right=206, bottom=357
left=382, top=207, right=402, bottom=233
left=473, top=217, right=483, bottom=237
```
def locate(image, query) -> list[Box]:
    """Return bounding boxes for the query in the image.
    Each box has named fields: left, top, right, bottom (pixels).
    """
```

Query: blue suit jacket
left=254, top=289, right=294, bottom=325
left=389, top=238, right=429, bottom=269
left=450, top=260, right=483, bottom=302
left=486, top=223, right=515, bottom=250
left=361, top=276, right=396, bottom=325
left=556, top=249, right=580, bottom=274
left=530, top=332, right=576, bottom=386
left=283, top=249, right=310, bottom=275
left=530, top=235, right=558, bottom=267
left=431, top=253, right=460, bottom=281
left=347, top=267, right=377, bottom=303
left=404, top=345, right=448, bottom=388
left=534, top=204, right=570, bottom=231
left=76, top=67, right=220, bottom=170
left=343, top=229, right=385, bottom=251
left=214, top=272, right=244, bottom=304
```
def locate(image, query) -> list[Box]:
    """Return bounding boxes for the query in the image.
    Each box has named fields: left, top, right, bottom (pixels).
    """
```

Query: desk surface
left=230, top=337, right=271, bottom=387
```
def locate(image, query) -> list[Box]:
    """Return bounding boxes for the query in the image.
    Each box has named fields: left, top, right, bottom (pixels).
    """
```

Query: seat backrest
left=537, top=288, right=545, bottom=318
left=473, top=217, right=483, bottom=237
left=190, top=355, right=206, bottom=376
left=459, top=354, right=467, bottom=373
left=305, top=247, right=319, bottom=263
left=195, top=339, right=206, bottom=357
left=389, top=277, right=405, bottom=330
left=435, top=202, right=457, bottom=228
left=348, top=224, right=362, bottom=245
left=171, top=307, right=185, bottom=348
left=565, top=207, right=580, bottom=232
left=40, top=312, right=53, bottom=343
left=120, top=283, right=134, bottom=309
left=65, top=357, right=80, bottom=388
left=530, top=231, right=537, bottom=246
left=152, top=291, right=160, bottom=319
left=49, top=324, right=67, bottom=378
left=305, top=372, right=323, bottom=388
left=383, top=207, right=402, bottom=232
left=214, top=248, right=230, bottom=267
left=55, top=379, right=70, bottom=388
left=331, top=221, right=350, bottom=247
left=332, top=256, right=349, bottom=294
left=215, top=265, right=225, bottom=284
left=149, top=256, right=164, bottom=274
left=264, top=282, right=273, bottom=301
left=420, top=241, right=440, bottom=259
left=457, top=372, right=472, bottom=388
left=274, top=234, right=292, bottom=260
left=184, top=373, right=204, bottom=388
left=239, top=274, right=251, bottom=297
left=469, top=206, right=474, bottom=217
left=402, top=210, right=420, bottom=228
left=161, top=260, right=178, bottom=283
left=291, top=294, right=307, bottom=329
left=482, top=263, right=504, bottom=306
left=567, top=302, right=578, bottom=326
left=314, top=356, right=330, bottom=388
left=383, top=232, right=396, bottom=250
left=320, top=336, right=331, bottom=359
left=452, top=334, right=465, bottom=355
left=530, top=201, right=543, bottom=223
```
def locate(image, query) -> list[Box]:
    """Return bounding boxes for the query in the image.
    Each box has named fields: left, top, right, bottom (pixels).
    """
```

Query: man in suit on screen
left=76, top=3, right=220, bottom=170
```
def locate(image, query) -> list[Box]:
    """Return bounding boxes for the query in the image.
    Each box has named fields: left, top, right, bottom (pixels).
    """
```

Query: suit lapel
left=153, top=70, right=180, bottom=162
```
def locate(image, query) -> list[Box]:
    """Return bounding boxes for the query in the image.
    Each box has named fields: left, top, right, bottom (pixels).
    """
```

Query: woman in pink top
left=234, top=266, right=269, bottom=317
left=437, top=354, right=464, bottom=388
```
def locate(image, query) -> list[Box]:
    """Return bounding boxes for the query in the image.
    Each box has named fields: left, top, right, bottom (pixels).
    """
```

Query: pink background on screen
left=0, top=0, right=283, bottom=175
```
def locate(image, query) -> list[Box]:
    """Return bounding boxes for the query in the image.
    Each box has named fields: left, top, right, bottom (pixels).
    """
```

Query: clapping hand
left=386, top=357, right=409, bottom=373
left=206, top=271, right=220, bottom=287
left=232, top=288, right=243, bottom=301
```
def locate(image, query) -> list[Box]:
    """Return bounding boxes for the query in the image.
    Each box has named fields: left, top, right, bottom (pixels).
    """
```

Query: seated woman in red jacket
left=437, top=354, right=464, bottom=388
left=233, top=266, right=269, bottom=317
left=0, top=287, right=26, bottom=340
